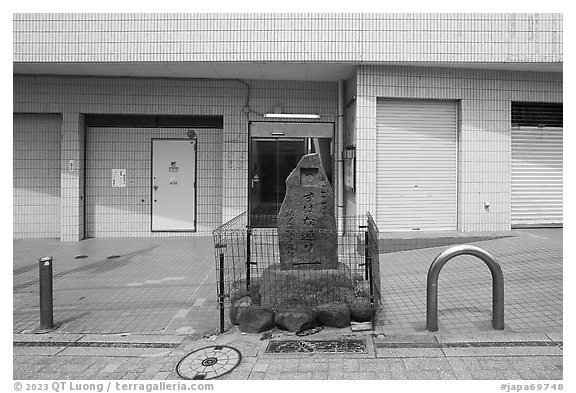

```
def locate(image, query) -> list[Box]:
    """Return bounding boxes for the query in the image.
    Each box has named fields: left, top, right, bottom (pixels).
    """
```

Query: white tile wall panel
left=13, top=13, right=562, bottom=64
left=60, top=113, right=85, bottom=241
left=13, top=113, right=61, bottom=239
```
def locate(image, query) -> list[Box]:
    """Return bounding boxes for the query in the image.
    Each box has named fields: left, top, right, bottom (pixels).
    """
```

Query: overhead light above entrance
left=264, top=113, right=321, bottom=119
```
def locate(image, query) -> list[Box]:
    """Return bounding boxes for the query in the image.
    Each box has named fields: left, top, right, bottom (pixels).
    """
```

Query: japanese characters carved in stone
left=277, top=153, right=338, bottom=270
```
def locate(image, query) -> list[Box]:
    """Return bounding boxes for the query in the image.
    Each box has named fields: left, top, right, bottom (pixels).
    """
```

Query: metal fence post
left=364, top=229, right=370, bottom=281
left=218, top=250, right=226, bottom=334
left=246, top=228, right=252, bottom=290
left=35, top=257, right=58, bottom=333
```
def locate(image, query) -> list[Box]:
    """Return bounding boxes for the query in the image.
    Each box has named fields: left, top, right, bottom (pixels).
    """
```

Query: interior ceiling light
left=264, top=113, right=321, bottom=119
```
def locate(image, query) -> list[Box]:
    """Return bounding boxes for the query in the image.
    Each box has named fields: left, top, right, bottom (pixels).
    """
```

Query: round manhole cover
left=176, top=345, right=241, bottom=380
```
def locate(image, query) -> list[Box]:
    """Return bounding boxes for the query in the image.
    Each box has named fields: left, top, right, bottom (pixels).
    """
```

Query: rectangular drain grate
left=266, top=339, right=367, bottom=354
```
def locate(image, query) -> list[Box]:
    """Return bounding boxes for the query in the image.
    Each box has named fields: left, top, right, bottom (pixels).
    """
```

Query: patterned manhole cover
left=176, top=345, right=241, bottom=380
left=266, top=339, right=367, bottom=354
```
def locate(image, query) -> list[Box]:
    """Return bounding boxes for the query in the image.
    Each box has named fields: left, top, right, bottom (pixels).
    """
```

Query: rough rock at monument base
left=315, top=301, right=351, bottom=328
left=238, top=306, right=275, bottom=333
left=259, top=263, right=354, bottom=310
left=274, top=306, right=316, bottom=332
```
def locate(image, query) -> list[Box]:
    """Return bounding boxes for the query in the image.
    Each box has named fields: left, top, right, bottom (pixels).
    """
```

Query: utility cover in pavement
left=176, top=345, right=241, bottom=380
left=266, top=339, right=366, bottom=354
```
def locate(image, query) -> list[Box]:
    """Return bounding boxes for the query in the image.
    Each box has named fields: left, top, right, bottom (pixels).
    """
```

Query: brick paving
left=12, top=330, right=563, bottom=380
left=12, top=229, right=563, bottom=380
left=13, top=237, right=219, bottom=335
left=377, top=229, right=562, bottom=334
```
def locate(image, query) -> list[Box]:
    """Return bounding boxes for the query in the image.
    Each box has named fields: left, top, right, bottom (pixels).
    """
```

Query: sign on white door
left=152, top=139, right=196, bottom=231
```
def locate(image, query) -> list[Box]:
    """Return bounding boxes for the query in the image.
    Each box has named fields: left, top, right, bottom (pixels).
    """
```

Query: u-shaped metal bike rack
left=426, top=244, right=504, bottom=332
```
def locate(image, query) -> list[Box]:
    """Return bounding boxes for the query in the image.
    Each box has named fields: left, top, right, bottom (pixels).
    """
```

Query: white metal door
left=511, top=127, right=563, bottom=227
left=152, top=139, right=196, bottom=231
left=376, top=99, right=458, bottom=231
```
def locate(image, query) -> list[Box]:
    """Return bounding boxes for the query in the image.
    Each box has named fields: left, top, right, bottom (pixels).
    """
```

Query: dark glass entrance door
left=250, top=139, right=306, bottom=218
left=249, top=137, right=333, bottom=227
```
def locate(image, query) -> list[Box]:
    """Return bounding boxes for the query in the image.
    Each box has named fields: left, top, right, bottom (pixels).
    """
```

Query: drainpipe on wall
left=337, top=80, right=345, bottom=235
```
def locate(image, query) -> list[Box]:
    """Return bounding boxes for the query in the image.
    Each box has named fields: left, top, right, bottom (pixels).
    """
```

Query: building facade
left=13, top=13, right=563, bottom=240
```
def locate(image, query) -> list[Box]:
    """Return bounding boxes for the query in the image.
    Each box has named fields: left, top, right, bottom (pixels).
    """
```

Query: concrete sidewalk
left=13, top=229, right=563, bottom=380
left=13, top=330, right=562, bottom=380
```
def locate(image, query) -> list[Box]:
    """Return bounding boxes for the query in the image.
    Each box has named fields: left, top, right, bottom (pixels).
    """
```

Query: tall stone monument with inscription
left=277, top=153, right=338, bottom=270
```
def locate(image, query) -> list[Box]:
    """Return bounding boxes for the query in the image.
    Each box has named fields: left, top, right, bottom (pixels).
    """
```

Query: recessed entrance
left=248, top=122, right=334, bottom=227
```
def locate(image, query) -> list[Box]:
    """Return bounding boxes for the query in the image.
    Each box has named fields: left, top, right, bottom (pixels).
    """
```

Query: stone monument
left=277, top=153, right=338, bottom=270
left=230, top=153, right=375, bottom=331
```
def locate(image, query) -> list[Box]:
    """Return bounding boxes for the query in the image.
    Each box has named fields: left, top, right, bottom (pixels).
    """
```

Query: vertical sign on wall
left=344, top=146, right=355, bottom=192
left=112, top=169, right=127, bottom=188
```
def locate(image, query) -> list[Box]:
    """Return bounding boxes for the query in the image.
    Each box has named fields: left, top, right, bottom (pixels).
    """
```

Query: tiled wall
left=13, top=13, right=562, bottom=63
left=353, top=65, right=563, bottom=232
left=13, top=113, right=61, bottom=238
left=85, top=127, right=222, bottom=237
left=13, top=66, right=561, bottom=237
left=13, top=75, right=338, bottom=239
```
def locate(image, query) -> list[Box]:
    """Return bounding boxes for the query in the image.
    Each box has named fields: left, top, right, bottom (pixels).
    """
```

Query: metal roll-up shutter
left=376, top=99, right=457, bottom=231
left=511, top=127, right=563, bottom=227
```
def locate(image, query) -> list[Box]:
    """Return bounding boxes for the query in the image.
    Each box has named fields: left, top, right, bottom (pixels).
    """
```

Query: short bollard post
left=36, top=257, right=59, bottom=333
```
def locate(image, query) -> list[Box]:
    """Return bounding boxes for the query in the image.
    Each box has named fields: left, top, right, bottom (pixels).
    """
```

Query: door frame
left=150, top=137, right=198, bottom=232
left=247, top=121, right=335, bottom=224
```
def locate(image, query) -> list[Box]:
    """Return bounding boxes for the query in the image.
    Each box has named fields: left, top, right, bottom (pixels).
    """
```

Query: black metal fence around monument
left=212, top=212, right=381, bottom=333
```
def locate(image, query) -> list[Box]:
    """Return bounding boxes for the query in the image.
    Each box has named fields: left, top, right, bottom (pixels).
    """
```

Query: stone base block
left=259, top=263, right=353, bottom=310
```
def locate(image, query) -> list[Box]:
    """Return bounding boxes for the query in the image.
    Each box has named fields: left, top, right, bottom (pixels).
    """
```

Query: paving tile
left=403, top=357, right=453, bottom=372
left=151, top=371, right=172, bottom=380
left=274, top=372, right=313, bottom=380
left=338, top=371, right=376, bottom=380
left=470, top=369, right=523, bottom=380
left=545, top=333, right=563, bottom=342
left=532, top=368, right=563, bottom=380
left=13, top=347, right=66, bottom=356
left=248, top=371, right=266, bottom=380
left=406, top=370, right=443, bottom=380
left=324, top=371, right=348, bottom=379
left=388, top=359, right=408, bottom=379
left=297, top=360, right=328, bottom=372
left=251, top=362, right=269, bottom=373
left=375, top=347, right=445, bottom=358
